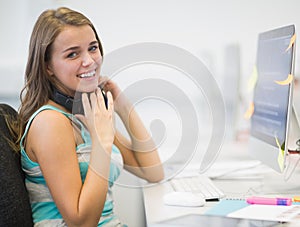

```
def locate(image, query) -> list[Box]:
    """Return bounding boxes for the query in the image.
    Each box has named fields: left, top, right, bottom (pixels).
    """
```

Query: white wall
left=1, top=1, right=300, bottom=226
left=1, top=0, right=300, bottom=96
left=1, top=0, right=300, bottom=112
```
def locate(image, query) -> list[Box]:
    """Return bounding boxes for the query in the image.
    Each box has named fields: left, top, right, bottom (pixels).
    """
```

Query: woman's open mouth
left=77, top=70, right=96, bottom=78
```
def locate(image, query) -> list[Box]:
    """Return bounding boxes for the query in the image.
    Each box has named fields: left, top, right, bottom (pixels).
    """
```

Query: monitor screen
left=249, top=24, right=296, bottom=173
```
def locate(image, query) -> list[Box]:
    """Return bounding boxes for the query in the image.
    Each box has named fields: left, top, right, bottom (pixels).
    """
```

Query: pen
left=246, top=196, right=292, bottom=206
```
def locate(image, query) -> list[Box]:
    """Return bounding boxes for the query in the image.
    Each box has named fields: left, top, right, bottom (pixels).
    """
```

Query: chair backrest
left=0, top=103, right=33, bottom=226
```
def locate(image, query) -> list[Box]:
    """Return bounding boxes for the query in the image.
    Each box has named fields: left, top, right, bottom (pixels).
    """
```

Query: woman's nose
left=82, top=52, right=94, bottom=67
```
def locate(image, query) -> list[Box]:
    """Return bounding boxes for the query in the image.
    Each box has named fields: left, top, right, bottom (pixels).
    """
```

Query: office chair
left=0, top=103, right=33, bottom=226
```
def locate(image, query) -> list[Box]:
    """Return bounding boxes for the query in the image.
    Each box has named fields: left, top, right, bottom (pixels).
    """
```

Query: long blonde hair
left=16, top=7, right=103, bottom=150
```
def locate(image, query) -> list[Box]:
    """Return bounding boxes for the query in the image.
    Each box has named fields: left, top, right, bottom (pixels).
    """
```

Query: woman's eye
left=67, top=52, right=77, bottom=58
left=89, top=45, right=98, bottom=52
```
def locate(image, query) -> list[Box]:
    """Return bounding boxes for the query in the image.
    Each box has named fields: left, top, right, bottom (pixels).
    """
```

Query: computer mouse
left=163, top=192, right=206, bottom=207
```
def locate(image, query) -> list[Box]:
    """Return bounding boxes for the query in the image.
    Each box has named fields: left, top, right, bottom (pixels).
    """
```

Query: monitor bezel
left=249, top=24, right=296, bottom=173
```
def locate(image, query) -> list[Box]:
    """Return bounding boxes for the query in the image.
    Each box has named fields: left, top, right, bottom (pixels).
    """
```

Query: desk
left=142, top=140, right=300, bottom=225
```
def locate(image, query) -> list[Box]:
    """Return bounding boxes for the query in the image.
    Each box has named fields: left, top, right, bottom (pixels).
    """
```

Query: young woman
left=18, top=7, right=164, bottom=226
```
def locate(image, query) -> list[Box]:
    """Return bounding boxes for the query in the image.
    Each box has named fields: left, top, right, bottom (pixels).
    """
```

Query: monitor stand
left=248, top=106, right=300, bottom=195
left=255, top=112, right=300, bottom=195
left=281, top=105, right=300, bottom=182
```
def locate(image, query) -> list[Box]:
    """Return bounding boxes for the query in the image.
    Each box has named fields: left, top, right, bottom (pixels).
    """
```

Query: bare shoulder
left=27, top=109, right=75, bottom=158
left=30, top=109, right=72, bottom=133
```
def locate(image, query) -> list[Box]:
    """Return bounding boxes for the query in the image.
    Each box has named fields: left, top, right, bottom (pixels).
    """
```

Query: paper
left=244, top=102, right=254, bottom=119
left=228, top=204, right=300, bottom=222
left=275, top=136, right=285, bottom=172
left=275, top=74, right=293, bottom=85
left=277, top=152, right=285, bottom=172
left=248, top=65, right=258, bottom=91
left=286, top=34, right=296, bottom=52
left=205, top=199, right=248, bottom=216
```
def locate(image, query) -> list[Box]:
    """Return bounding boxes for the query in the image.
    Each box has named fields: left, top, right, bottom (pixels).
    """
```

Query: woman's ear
left=46, top=63, right=54, bottom=76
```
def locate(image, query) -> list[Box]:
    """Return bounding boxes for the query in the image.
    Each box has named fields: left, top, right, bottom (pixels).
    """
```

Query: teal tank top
left=20, top=105, right=122, bottom=226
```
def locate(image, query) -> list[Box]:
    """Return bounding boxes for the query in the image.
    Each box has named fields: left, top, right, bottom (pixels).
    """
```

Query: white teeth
left=79, top=71, right=95, bottom=78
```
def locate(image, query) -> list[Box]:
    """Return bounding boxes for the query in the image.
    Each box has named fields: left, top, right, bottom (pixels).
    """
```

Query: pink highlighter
left=246, top=196, right=292, bottom=206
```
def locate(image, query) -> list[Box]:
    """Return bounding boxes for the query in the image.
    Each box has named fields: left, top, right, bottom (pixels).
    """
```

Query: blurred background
left=1, top=0, right=300, bottom=135
left=1, top=1, right=300, bottom=226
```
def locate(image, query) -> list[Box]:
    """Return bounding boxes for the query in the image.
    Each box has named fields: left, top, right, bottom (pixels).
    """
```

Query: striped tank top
left=21, top=105, right=122, bottom=226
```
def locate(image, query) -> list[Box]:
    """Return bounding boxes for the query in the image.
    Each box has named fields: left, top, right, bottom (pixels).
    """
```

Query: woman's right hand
left=78, top=88, right=115, bottom=151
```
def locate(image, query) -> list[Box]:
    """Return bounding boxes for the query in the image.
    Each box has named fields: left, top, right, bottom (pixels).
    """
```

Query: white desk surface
left=142, top=140, right=300, bottom=225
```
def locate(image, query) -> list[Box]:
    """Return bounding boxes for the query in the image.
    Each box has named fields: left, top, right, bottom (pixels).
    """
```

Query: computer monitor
left=249, top=24, right=299, bottom=173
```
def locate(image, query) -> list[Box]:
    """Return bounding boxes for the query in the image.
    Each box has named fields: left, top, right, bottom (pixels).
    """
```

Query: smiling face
left=47, top=25, right=102, bottom=95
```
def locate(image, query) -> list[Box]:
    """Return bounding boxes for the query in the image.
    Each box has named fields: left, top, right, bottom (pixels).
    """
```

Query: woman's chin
left=76, top=85, right=99, bottom=94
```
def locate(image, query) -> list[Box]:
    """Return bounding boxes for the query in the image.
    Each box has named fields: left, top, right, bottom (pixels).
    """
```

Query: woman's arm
left=103, top=80, right=164, bottom=182
left=27, top=89, right=114, bottom=226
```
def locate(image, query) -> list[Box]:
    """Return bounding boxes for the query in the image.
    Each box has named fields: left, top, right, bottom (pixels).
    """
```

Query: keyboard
left=169, top=175, right=225, bottom=201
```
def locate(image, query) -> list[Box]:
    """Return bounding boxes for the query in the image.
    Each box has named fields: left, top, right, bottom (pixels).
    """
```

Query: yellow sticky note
left=293, top=196, right=300, bottom=202
left=275, top=74, right=293, bottom=85
left=286, top=34, right=296, bottom=52
left=244, top=102, right=254, bottom=120
left=248, top=65, right=258, bottom=91
left=275, top=137, right=285, bottom=172
left=277, top=151, right=285, bottom=172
